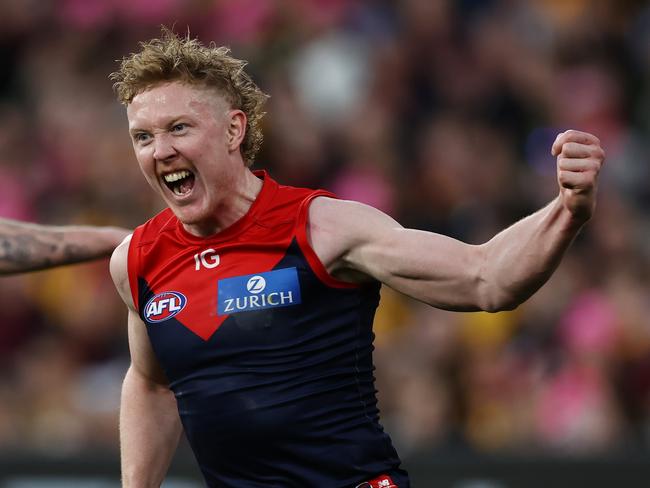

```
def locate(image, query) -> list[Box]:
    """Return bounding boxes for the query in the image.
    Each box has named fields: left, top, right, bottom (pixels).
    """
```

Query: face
left=127, top=81, right=246, bottom=229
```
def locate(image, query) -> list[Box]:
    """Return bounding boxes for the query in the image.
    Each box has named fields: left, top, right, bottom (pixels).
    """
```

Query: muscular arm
left=309, top=130, right=604, bottom=312
left=0, top=218, right=130, bottom=275
left=110, top=238, right=183, bottom=487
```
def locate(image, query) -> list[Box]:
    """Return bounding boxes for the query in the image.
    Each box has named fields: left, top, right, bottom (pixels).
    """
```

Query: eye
left=133, top=132, right=151, bottom=144
left=171, top=123, right=187, bottom=133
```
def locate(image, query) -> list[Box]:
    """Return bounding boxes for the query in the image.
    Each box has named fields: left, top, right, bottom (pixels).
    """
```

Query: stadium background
left=0, top=0, right=649, bottom=486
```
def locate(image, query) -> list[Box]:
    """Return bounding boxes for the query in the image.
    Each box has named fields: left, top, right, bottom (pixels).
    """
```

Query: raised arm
left=0, top=218, right=131, bottom=275
left=308, top=130, right=604, bottom=312
left=110, top=237, right=182, bottom=487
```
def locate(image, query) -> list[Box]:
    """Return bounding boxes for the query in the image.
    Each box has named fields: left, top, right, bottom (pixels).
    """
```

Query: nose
left=152, top=133, right=177, bottom=162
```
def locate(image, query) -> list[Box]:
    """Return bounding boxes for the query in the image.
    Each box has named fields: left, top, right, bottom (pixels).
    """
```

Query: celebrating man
left=109, top=30, right=604, bottom=488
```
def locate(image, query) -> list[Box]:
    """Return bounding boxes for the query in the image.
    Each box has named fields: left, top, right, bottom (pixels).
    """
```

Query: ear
left=226, top=109, right=247, bottom=152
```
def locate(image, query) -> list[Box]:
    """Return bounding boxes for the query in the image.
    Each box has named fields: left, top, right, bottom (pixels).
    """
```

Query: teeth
left=164, top=170, right=190, bottom=183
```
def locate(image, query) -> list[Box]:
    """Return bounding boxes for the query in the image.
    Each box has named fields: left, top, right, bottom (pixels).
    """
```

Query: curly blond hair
left=110, top=28, right=269, bottom=166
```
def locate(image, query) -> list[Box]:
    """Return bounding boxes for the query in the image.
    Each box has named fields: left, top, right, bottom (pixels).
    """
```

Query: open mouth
left=163, top=170, right=195, bottom=197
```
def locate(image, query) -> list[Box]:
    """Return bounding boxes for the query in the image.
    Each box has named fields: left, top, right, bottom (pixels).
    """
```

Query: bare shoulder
left=308, top=196, right=401, bottom=242
left=306, top=197, right=402, bottom=279
left=109, top=234, right=134, bottom=309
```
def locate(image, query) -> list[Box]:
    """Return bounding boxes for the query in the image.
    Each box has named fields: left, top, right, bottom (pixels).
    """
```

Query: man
left=0, top=217, right=129, bottom=275
left=109, top=30, right=605, bottom=488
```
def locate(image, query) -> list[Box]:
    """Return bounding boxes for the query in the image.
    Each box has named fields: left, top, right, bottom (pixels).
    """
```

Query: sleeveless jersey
left=127, top=171, right=410, bottom=487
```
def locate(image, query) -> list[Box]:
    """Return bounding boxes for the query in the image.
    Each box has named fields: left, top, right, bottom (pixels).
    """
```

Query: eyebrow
left=129, top=128, right=148, bottom=137
left=129, top=117, right=188, bottom=135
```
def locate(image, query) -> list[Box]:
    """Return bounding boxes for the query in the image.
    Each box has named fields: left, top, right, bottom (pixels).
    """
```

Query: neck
left=182, top=169, right=263, bottom=237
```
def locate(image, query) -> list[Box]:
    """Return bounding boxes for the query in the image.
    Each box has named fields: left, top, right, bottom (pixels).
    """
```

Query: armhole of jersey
left=126, top=228, right=142, bottom=310
left=296, top=191, right=360, bottom=289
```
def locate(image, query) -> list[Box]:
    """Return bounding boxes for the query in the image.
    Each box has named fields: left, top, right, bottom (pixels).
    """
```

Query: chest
left=137, top=234, right=319, bottom=341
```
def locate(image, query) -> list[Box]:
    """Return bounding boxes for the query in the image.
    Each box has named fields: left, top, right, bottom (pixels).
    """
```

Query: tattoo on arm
left=0, top=231, right=60, bottom=273
left=0, top=226, right=105, bottom=274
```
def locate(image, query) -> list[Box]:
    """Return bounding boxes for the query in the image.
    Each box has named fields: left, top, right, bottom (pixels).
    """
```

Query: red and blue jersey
left=127, top=171, right=409, bottom=487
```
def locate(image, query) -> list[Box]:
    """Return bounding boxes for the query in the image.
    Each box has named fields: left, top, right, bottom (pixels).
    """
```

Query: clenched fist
left=551, top=129, right=605, bottom=223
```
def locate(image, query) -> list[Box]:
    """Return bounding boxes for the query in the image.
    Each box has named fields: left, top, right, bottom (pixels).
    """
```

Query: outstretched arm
left=0, top=218, right=131, bottom=275
left=308, top=130, right=604, bottom=312
left=110, top=237, right=183, bottom=487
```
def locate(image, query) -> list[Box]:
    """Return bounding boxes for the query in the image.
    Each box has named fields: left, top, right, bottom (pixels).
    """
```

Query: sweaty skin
left=0, top=218, right=130, bottom=275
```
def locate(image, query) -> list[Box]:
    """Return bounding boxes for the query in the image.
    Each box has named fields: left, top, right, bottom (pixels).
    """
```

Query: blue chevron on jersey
left=217, top=267, right=302, bottom=315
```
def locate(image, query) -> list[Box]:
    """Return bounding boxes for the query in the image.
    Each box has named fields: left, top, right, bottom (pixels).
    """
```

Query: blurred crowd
left=0, top=0, right=649, bottom=461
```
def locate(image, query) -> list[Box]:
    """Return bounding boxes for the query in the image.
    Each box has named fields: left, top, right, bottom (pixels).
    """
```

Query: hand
left=551, top=129, right=605, bottom=223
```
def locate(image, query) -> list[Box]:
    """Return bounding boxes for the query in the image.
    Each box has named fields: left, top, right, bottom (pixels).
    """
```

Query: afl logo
left=246, top=276, right=266, bottom=294
left=144, top=291, right=187, bottom=323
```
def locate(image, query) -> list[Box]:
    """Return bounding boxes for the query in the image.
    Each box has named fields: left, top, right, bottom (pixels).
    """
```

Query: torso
left=127, top=172, right=409, bottom=487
